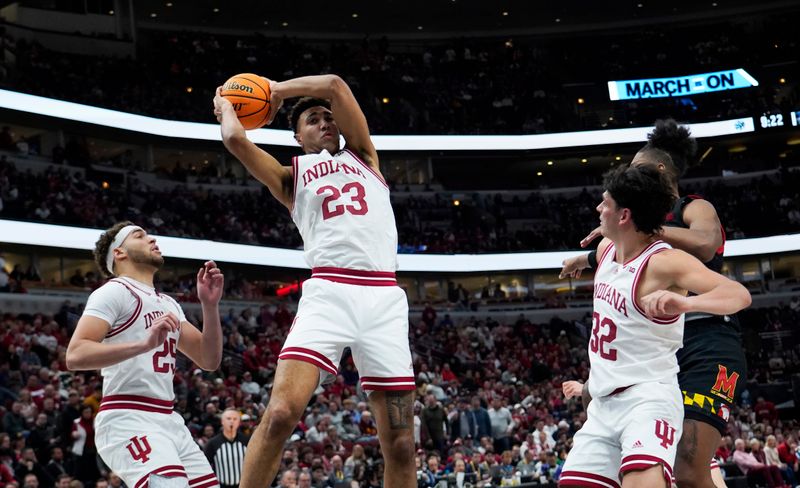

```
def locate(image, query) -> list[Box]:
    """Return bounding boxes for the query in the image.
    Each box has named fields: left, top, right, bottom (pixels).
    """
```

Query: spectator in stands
left=421, top=393, right=447, bottom=454
left=765, top=435, right=797, bottom=487
left=488, top=397, right=514, bottom=453
left=754, top=396, right=779, bottom=425
left=732, top=438, right=785, bottom=487
left=0, top=254, right=9, bottom=292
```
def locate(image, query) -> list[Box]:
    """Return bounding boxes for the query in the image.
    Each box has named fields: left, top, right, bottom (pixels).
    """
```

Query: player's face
left=631, top=151, right=665, bottom=172
left=123, top=229, right=164, bottom=270
left=597, top=191, right=625, bottom=238
left=296, top=107, right=340, bottom=155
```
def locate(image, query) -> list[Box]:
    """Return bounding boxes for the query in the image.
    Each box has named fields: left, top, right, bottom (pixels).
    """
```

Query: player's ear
left=619, top=208, right=632, bottom=225
left=294, top=132, right=302, bottom=145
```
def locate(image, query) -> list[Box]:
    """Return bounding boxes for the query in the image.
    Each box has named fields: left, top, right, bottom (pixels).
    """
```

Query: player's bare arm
left=177, top=261, right=224, bottom=371
left=269, top=75, right=380, bottom=172
left=638, top=249, right=751, bottom=318
left=66, top=312, right=180, bottom=371
left=559, top=237, right=612, bottom=279
left=214, top=88, right=293, bottom=209
left=659, top=199, right=723, bottom=262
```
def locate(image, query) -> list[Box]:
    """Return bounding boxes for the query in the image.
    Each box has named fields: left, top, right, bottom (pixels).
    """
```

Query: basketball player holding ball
left=213, top=75, right=416, bottom=488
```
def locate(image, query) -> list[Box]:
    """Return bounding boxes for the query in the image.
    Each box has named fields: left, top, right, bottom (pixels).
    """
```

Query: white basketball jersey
left=83, top=277, right=183, bottom=405
left=588, top=240, right=685, bottom=398
left=291, top=148, right=398, bottom=271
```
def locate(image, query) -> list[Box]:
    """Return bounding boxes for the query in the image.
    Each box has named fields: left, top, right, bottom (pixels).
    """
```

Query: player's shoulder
left=647, top=247, right=695, bottom=272
left=683, top=197, right=719, bottom=218
left=89, top=278, right=135, bottom=299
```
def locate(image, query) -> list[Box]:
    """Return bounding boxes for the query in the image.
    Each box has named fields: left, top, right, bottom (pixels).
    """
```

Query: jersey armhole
left=630, top=249, right=681, bottom=325
left=343, top=147, right=388, bottom=189
left=104, top=280, right=143, bottom=338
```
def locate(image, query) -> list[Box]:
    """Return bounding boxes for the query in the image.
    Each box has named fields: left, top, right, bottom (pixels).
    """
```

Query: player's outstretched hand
left=640, top=290, right=690, bottom=319
left=560, top=255, right=586, bottom=280
left=562, top=380, right=584, bottom=399
left=213, top=87, right=230, bottom=122
left=197, top=260, right=224, bottom=305
left=580, top=226, right=602, bottom=248
left=143, top=312, right=180, bottom=351
left=261, top=78, right=284, bottom=126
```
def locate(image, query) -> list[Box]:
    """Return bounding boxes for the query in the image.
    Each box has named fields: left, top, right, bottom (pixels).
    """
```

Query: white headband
left=105, top=225, right=143, bottom=275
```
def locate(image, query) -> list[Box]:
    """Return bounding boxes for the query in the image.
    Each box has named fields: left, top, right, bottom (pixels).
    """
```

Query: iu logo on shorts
left=126, top=436, right=152, bottom=464
left=654, top=419, right=676, bottom=449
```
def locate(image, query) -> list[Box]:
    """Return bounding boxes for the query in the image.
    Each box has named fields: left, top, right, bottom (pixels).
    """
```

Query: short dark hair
left=93, top=221, right=135, bottom=279
left=603, top=165, right=675, bottom=236
left=288, top=97, right=331, bottom=133
left=643, top=118, right=697, bottom=177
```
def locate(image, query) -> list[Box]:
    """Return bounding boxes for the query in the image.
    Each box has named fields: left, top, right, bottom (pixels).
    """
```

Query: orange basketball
left=220, top=74, right=271, bottom=130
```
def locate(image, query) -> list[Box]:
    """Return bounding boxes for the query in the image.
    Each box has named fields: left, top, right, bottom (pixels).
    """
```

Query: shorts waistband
left=311, top=267, right=397, bottom=286
left=99, top=394, right=175, bottom=415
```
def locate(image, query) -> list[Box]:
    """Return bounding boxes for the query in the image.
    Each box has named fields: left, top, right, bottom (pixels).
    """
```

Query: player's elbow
left=65, top=347, right=83, bottom=371
left=327, top=75, right=347, bottom=96
left=199, top=353, right=222, bottom=371
left=737, top=285, right=752, bottom=310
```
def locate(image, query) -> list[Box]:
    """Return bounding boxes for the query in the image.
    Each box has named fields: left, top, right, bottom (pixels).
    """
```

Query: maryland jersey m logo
left=711, top=365, right=739, bottom=401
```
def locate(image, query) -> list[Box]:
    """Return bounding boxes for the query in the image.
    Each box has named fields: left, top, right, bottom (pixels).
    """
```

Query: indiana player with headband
left=66, top=222, right=224, bottom=488
left=562, top=120, right=745, bottom=488
left=213, top=75, right=416, bottom=488
left=557, top=165, right=750, bottom=488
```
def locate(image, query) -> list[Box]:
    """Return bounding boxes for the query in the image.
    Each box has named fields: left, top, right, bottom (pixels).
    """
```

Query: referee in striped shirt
left=205, top=408, right=250, bottom=488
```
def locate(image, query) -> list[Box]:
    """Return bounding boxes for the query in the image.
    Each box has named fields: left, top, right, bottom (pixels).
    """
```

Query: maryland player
left=558, top=165, right=750, bottom=488
left=66, top=222, right=223, bottom=488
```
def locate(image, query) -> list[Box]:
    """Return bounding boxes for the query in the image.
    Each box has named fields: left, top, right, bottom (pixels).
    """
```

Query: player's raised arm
left=660, top=199, right=723, bottom=262
left=640, top=249, right=751, bottom=318
left=177, top=261, right=224, bottom=371
left=214, top=88, right=293, bottom=209
left=66, top=312, right=179, bottom=371
left=268, top=74, right=379, bottom=171
left=559, top=237, right=612, bottom=280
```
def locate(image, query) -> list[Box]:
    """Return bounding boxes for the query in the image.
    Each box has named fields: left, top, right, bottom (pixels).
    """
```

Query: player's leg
left=618, top=383, right=683, bottom=488
left=558, top=398, right=622, bottom=488
left=710, top=463, right=727, bottom=488
left=621, top=465, right=673, bottom=488
left=674, top=419, right=725, bottom=488
left=674, top=324, right=744, bottom=488
left=354, top=285, right=416, bottom=488
left=95, top=412, right=189, bottom=488
left=368, top=390, right=416, bottom=488
left=240, top=279, right=351, bottom=488
left=172, top=414, right=219, bottom=488
left=239, top=359, right=319, bottom=488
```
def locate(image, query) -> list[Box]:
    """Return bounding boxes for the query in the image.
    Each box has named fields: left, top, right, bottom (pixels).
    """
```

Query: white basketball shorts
left=279, top=270, right=415, bottom=392
left=95, top=399, right=219, bottom=488
left=559, top=381, right=683, bottom=488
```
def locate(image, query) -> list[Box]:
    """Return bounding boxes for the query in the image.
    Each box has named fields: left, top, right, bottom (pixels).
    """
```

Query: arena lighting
left=1, top=220, right=798, bottom=272
left=0, top=89, right=755, bottom=151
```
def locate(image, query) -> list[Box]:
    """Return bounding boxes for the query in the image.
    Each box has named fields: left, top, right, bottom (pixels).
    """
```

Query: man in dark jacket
left=421, top=393, right=447, bottom=454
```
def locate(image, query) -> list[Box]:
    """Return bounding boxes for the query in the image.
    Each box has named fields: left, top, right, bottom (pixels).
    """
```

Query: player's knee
left=263, top=402, right=303, bottom=436
left=382, top=432, right=415, bottom=467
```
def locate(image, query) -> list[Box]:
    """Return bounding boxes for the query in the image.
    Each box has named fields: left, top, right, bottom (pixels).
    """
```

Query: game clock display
left=759, top=112, right=784, bottom=129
